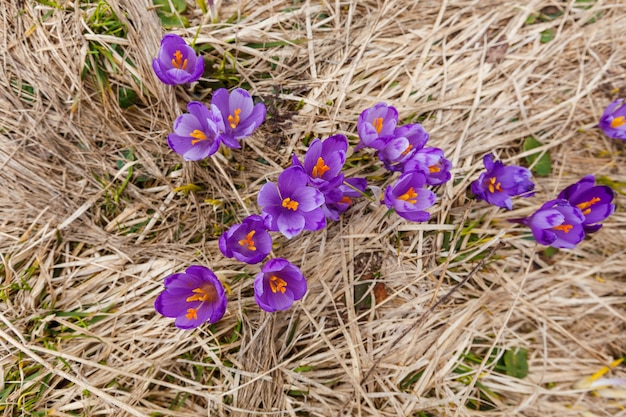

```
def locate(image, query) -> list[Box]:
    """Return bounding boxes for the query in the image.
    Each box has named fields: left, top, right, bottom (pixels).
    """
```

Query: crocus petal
left=277, top=211, right=305, bottom=239
left=258, top=182, right=282, bottom=207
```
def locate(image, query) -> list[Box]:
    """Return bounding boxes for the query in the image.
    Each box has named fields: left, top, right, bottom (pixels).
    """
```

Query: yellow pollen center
left=552, top=224, right=573, bottom=233
left=312, top=157, right=330, bottom=178
left=488, top=177, right=503, bottom=193
left=576, top=197, right=601, bottom=215
left=238, top=230, right=256, bottom=251
left=401, top=144, right=413, bottom=156
left=610, top=116, right=626, bottom=129
left=171, top=50, right=188, bottom=70
left=373, top=117, right=383, bottom=134
left=269, top=275, right=287, bottom=294
left=398, top=187, right=418, bottom=204
left=186, top=284, right=218, bottom=303
left=185, top=308, right=198, bottom=320
left=228, top=108, right=241, bottom=129
left=429, top=163, right=441, bottom=173
left=189, top=129, right=207, bottom=145
left=282, top=197, right=299, bottom=211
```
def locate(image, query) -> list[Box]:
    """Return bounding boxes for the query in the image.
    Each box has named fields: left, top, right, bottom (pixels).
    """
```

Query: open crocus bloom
left=254, top=258, right=307, bottom=312
left=152, top=34, right=204, bottom=85
left=154, top=266, right=227, bottom=329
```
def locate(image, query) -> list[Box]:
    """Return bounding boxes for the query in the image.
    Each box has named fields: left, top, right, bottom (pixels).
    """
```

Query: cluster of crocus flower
left=471, top=154, right=615, bottom=248
left=512, top=175, right=615, bottom=248
left=470, top=154, right=615, bottom=249
left=355, top=103, right=452, bottom=221
left=151, top=33, right=617, bottom=329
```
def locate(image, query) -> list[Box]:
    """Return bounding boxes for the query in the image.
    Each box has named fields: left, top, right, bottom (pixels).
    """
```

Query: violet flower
left=219, top=215, right=272, bottom=264
left=293, top=134, right=348, bottom=186
left=167, top=101, right=224, bottom=160
left=154, top=265, right=227, bottom=329
left=324, top=177, right=368, bottom=221
left=557, top=175, right=615, bottom=233
left=152, top=34, right=204, bottom=85
left=599, top=99, right=626, bottom=139
left=383, top=172, right=436, bottom=222
left=258, top=166, right=325, bottom=239
left=254, top=258, right=307, bottom=312
left=471, top=154, right=535, bottom=210
left=356, top=102, right=398, bottom=150
left=513, top=199, right=585, bottom=249
left=404, top=147, right=452, bottom=185
left=211, top=88, right=266, bottom=148
left=377, top=124, right=430, bottom=171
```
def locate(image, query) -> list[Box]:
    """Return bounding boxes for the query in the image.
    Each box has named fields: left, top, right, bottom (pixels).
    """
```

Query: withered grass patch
left=1, top=0, right=625, bottom=416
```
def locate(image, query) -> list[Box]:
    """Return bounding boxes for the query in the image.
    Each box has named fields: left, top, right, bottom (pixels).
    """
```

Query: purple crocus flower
left=152, top=34, right=204, bottom=85
left=324, top=177, right=368, bottom=221
left=219, top=215, right=272, bottom=264
left=377, top=124, right=430, bottom=171
left=167, top=101, right=225, bottom=160
left=293, top=135, right=348, bottom=186
left=211, top=88, right=266, bottom=148
left=258, top=166, right=325, bottom=239
left=599, top=98, right=626, bottom=139
left=356, top=102, right=398, bottom=150
left=471, top=154, right=535, bottom=210
left=254, top=258, right=307, bottom=312
left=514, top=199, right=585, bottom=249
left=557, top=175, right=615, bottom=233
left=383, top=172, right=436, bottom=222
left=154, top=265, right=227, bottom=329
left=404, top=147, right=452, bottom=185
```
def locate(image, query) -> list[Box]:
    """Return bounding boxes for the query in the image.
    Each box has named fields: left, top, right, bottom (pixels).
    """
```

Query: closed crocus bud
left=152, top=34, right=204, bottom=85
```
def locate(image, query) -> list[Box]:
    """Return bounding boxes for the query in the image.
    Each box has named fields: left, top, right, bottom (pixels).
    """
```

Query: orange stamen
left=190, top=129, right=207, bottom=145
left=171, top=50, right=188, bottom=70
left=340, top=196, right=352, bottom=205
left=185, top=308, right=198, bottom=320
left=552, top=224, right=573, bottom=233
left=429, top=163, right=441, bottom=173
left=269, top=275, right=287, bottom=294
left=228, top=108, right=241, bottom=129
left=238, top=230, right=257, bottom=251
left=185, top=284, right=218, bottom=303
left=610, top=116, right=626, bottom=129
left=282, top=197, right=299, bottom=211
left=576, top=197, right=601, bottom=212
left=373, top=117, right=383, bottom=134
left=487, top=177, right=502, bottom=193
left=312, top=157, right=330, bottom=178
left=401, top=144, right=413, bottom=156
left=398, top=187, right=418, bottom=204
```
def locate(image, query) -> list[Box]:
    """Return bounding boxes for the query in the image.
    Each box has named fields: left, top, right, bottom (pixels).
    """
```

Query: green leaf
left=153, top=0, right=187, bottom=13
left=540, top=29, right=554, bottom=43
left=523, top=136, right=552, bottom=176
left=502, top=348, right=529, bottom=379
left=117, top=87, right=138, bottom=109
left=157, top=12, right=189, bottom=28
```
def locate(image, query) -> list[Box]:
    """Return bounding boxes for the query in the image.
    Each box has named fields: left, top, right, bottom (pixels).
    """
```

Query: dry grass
left=1, top=0, right=626, bottom=416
